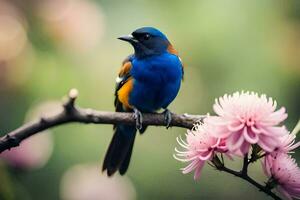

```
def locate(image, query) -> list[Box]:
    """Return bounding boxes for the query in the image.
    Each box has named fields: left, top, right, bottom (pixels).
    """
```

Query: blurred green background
left=0, top=0, right=299, bottom=199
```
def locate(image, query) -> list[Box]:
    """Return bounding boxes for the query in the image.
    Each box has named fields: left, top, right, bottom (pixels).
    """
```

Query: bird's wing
left=114, top=55, right=134, bottom=111
left=167, top=44, right=184, bottom=80
left=103, top=55, right=136, bottom=176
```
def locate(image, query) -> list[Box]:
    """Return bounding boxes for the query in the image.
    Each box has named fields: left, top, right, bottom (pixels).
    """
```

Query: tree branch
left=212, top=155, right=282, bottom=200
left=0, top=89, right=205, bottom=154
left=219, top=165, right=282, bottom=200
left=241, top=153, right=249, bottom=175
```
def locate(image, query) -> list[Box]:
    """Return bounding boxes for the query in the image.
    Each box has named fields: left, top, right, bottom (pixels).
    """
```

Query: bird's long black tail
left=102, top=124, right=136, bottom=176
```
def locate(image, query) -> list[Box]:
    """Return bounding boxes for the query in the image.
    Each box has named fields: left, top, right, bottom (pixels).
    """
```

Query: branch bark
left=220, top=165, right=282, bottom=200
left=0, top=89, right=204, bottom=154
left=213, top=155, right=282, bottom=200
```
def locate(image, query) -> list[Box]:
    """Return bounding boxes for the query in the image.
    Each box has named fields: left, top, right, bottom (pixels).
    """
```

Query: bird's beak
left=118, top=34, right=138, bottom=43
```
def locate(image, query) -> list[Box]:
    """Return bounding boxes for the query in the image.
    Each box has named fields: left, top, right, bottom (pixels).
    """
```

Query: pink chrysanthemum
left=174, top=122, right=227, bottom=180
left=263, top=153, right=300, bottom=200
left=274, top=121, right=300, bottom=154
left=275, top=133, right=300, bottom=154
left=207, top=91, right=288, bottom=156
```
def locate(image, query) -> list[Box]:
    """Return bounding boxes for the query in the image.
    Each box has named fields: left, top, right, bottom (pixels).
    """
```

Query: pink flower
left=264, top=132, right=300, bottom=164
left=274, top=121, right=300, bottom=154
left=263, top=153, right=300, bottom=200
left=275, top=133, right=300, bottom=154
left=207, top=91, right=288, bottom=156
left=174, top=122, right=227, bottom=180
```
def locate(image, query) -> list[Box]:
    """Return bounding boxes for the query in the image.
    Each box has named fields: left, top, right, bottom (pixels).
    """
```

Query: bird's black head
left=118, top=27, right=170, bottom=58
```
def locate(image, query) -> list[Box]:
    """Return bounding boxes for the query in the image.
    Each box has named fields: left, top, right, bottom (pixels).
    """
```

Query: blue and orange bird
left=102, top=27, right=184, bottom=176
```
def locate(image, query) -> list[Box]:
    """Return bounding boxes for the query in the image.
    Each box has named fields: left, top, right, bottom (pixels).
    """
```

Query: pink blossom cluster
left=175, top=91, right=300, bottom=199
left=174, top=122, right=227, bottom=179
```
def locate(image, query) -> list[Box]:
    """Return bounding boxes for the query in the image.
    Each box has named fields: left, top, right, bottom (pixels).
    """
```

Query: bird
left=102, top=27, right=184, bottom=176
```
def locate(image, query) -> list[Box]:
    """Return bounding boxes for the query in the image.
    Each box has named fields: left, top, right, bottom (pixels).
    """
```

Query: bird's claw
left=133, top=108, right=143, bottom=130
left=163, top=109, right=172, bottom=129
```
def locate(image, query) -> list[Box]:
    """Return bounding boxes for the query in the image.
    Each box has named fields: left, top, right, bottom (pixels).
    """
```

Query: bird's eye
left=143, top=34, right=150, bottom=40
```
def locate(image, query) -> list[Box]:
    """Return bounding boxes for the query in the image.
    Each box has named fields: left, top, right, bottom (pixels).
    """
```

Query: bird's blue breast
left=129, top=53, right=182, bottom=112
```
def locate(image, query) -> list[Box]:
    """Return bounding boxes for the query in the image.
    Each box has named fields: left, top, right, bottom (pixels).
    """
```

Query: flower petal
left=227, top=122, right=244, bottom=132
left=198, top=151, right=213, bottom=161
left=258, top=135, right=278, bottom=152
left=193, top=161, right=205, bottom=180
left=227, top=131, right=244, bottom=152
left=243, top=127, right=259, bottom=144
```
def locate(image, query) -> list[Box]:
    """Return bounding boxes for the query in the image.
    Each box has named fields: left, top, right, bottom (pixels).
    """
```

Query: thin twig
left=241, top=153, right=249, bottom=175
left=211, top=155, right=282, bottom=200
left=219, top=165, right=282, bottom=200
left=0, top=89, right=205, bottom=154
left=249, top=153, right=267, bottom=163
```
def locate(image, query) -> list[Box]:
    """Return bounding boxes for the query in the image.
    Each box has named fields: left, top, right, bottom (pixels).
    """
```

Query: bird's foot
left=163, top=109, right=172, bottom=129
left=133, top=108, right=143, bottom=130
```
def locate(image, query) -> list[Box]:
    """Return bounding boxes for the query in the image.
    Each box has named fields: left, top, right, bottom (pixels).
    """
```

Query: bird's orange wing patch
left=117, top=78, right=133, bottom=109
left=167, top=44, right=179, bottom=56
left=167, top=44, right=184, bottom=79
left=119, top=61, right=132, bottom=77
